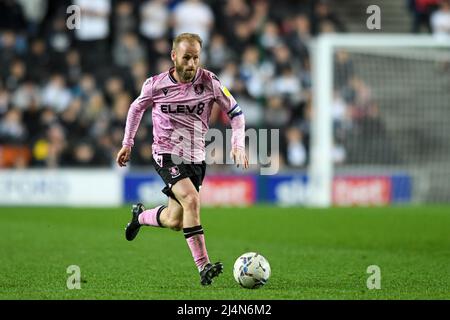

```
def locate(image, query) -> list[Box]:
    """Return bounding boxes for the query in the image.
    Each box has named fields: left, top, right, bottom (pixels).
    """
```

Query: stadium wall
left=0, top=170, right=411, bottom=207
left=0, top=169, right=122, bottom=206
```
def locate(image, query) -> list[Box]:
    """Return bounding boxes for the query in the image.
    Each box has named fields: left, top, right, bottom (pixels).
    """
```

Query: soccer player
left=116, top=33, right=248, bottom=286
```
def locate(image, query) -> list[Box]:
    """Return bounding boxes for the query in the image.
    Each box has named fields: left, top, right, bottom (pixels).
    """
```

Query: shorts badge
left=169, top=166, right=180, bottom=178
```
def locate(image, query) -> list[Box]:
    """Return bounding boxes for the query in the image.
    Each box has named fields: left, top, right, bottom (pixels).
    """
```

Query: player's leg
left=125, top=202, right=164, bottom=241
left=171, top=178, right=223, bottom=285
left=171, top=177, right=201, bottom=228
left=125, top=197, right=184, bottom=241
left=125, top=154, right=185, bottom=240
left=157, top=197, right=183, bottom=231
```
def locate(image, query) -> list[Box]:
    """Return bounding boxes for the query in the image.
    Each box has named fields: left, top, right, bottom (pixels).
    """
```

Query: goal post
left=308, top=34, right=450, bottom=207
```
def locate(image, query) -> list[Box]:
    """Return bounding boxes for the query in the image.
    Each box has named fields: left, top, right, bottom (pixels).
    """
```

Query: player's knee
left=163, top=207, right=183, bottom=231
left=170, top=223, right=183, bottom=232
left=167, top=217, right=183, bottom=231
left=180, top=193, right=199, bottom=212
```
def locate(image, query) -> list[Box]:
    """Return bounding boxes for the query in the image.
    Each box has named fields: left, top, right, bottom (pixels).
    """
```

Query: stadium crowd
left=408, top=0, right=450, bottom=37
left=0, top=0, right=354, bottom=171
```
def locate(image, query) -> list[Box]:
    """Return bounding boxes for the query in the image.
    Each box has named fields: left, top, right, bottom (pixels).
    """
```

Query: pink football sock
left=138, top=205, right=166, bottom=227
left=184, top=226, right=210, bottom=271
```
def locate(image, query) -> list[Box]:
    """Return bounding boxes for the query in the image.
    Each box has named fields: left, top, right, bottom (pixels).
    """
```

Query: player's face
left=172, top=41, right=201, bottom=83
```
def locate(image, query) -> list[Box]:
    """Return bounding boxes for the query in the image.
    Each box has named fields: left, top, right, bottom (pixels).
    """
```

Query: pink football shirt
left=122, top=67, right=245, bottom=162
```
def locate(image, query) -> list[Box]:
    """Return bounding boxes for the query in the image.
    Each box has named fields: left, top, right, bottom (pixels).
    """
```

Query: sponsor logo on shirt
left=160, top=102, right=205, bottom=115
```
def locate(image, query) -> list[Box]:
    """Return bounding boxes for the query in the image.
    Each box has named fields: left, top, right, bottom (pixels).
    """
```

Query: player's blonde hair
left=172, top=33, right=203, bottom=50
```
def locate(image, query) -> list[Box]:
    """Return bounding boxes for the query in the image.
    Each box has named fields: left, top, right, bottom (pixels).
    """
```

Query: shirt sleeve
left=211, top=73, right=246, bottom=150
left=122, top=77, right=154, bottom=147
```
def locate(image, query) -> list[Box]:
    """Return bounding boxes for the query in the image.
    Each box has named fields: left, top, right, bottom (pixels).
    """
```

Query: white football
left=233, top=252, right=271, bottom=289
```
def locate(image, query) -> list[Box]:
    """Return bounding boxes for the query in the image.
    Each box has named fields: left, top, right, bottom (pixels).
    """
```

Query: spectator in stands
left=269, top=65, right=303, bottom=106
left=267, top=0, right=308, bottom=23
left=259, top=21, right=283, bottom=52
left=408, top=0, right=440, bottom=33
left=16, top=0, right=47, bottom=37
left=171, top=0, right=214, bottom=46
left=69, top=140, right=100, bottom=167
left=269, top=44, right=308, bottom=121
left=139, top=0, right=170, bottom=42
left=5, top=59, right=27, bottom=92
left=0, top=0, right=27, bottom=32
left=284, top=126, right=307, bottom=167
left=332, top=140, right=347, bottom=165
left=149, top=36, right=171, bottom=58
left=74, top=0, right=111, bottom=69
left=286, top=14, right=311, bottom=66
left=12, top=79, right=41, bottom=111
left=130, top=60, right=150, bottom=95
left=296, top=100, right=312, bottom=154
left=217, top=61, right=239, bottom=91
left=26, top=38, right=50, bottom=82
left=154, top=57, right=172, bottom=74
left=64, top=49, right=83, bottom=86
left=347, top=76, right=372, bottom=121
left=41, top=123, right=67, bottom=168
left=218, top=0, right=252, bottom=45
left=431, top=0, right=450, bottom=39
left=229, top=21, right=256, bottom=53
left=311, top=0, right=346, bottom=35
left=32, top=121, right=67, bottom=168
left=89, top=111, right=110, bottom=140
left=264, top=95, right=291, bottom=129
left=47, top=17, right=73, bottom=67
left=334, top=49, right=354, bottom=90
left=104, top=76, right=125, bottom=106
left=0, top=86, right=10, bottom=115
left=0, top=31, right=25, bottom=77
left=249, top=0, right=269, bottom=32
left=95, top=132, right=115, bottom=166
left=82, top=92, right=108, bottom=125
left=207, top=33, right=234, bottom=73
left=131, top=140, right=154, bottom=167
left=41, top=74, right=72, bottom=113
left=0, top=108, right=26, bottom=143
left=332, top=91, right=352, bottom=134
left=240, top=45, right=268, bottom=98
left=113, top=1, right=136, bottom=42
left=110, top=92, right=132, bottom=127
left=113, top=32, right=147, bottom=68
left=231, top=84, right=264, bottom=128
left=60, top=98, right=85, bottom=140
left=76, top=74, right=98, bottom=103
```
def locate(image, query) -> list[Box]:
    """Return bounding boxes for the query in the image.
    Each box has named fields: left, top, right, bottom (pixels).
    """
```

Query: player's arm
left=116, top=78, right=154, bottom=167
left=211, top=74, right=249, bottom=169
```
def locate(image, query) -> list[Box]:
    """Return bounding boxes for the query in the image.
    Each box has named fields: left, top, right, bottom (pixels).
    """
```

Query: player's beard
left=175, top=61, right=196, bottom=82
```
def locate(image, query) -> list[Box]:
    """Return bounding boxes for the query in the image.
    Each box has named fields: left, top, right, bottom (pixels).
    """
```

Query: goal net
left=309, top=34, right=450, bottom=207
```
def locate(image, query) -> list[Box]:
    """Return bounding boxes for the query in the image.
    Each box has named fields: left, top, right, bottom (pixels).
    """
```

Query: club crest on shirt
left=194, top=84, right=204, bottom=95
left=162, top=88, right=169, bottom=96
left=169, top=165, right=180, bottom=178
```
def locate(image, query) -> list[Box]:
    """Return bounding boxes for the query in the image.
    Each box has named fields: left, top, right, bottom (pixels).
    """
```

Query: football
left=233, top=252, right=271, bottom=289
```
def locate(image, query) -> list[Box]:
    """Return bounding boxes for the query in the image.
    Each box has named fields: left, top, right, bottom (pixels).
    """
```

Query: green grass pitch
left=0, top=205, right=449, bottom=299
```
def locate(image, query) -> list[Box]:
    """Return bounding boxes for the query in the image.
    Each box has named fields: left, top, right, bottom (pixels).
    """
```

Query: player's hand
left=230, top=147, right=249, bottom=169
left=116, top=145, right=131, bottom=167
